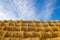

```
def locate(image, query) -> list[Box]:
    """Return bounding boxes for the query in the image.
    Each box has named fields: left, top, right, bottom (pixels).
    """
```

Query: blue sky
left=0, top=0, right=60, bottom=20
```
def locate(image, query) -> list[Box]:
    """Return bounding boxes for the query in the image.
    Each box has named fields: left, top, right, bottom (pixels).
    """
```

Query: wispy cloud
left=0, top=0, right=18, bottom=20
left=36, top=0, right=56, bottom=20
left=0, top=0, right=36, bottom=20
left=0, top=0, right=57, bottom=20
left=13, top=0, right=36, bottom=20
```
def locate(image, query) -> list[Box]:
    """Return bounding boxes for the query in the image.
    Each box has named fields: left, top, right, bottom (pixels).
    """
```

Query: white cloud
left=0, top=0, right=57, bottom=20
left=0, top=0, right=36, bottom=20
left=0, top=0, right=20, bottom=20
left=13, top=0, right=36, bottom=20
